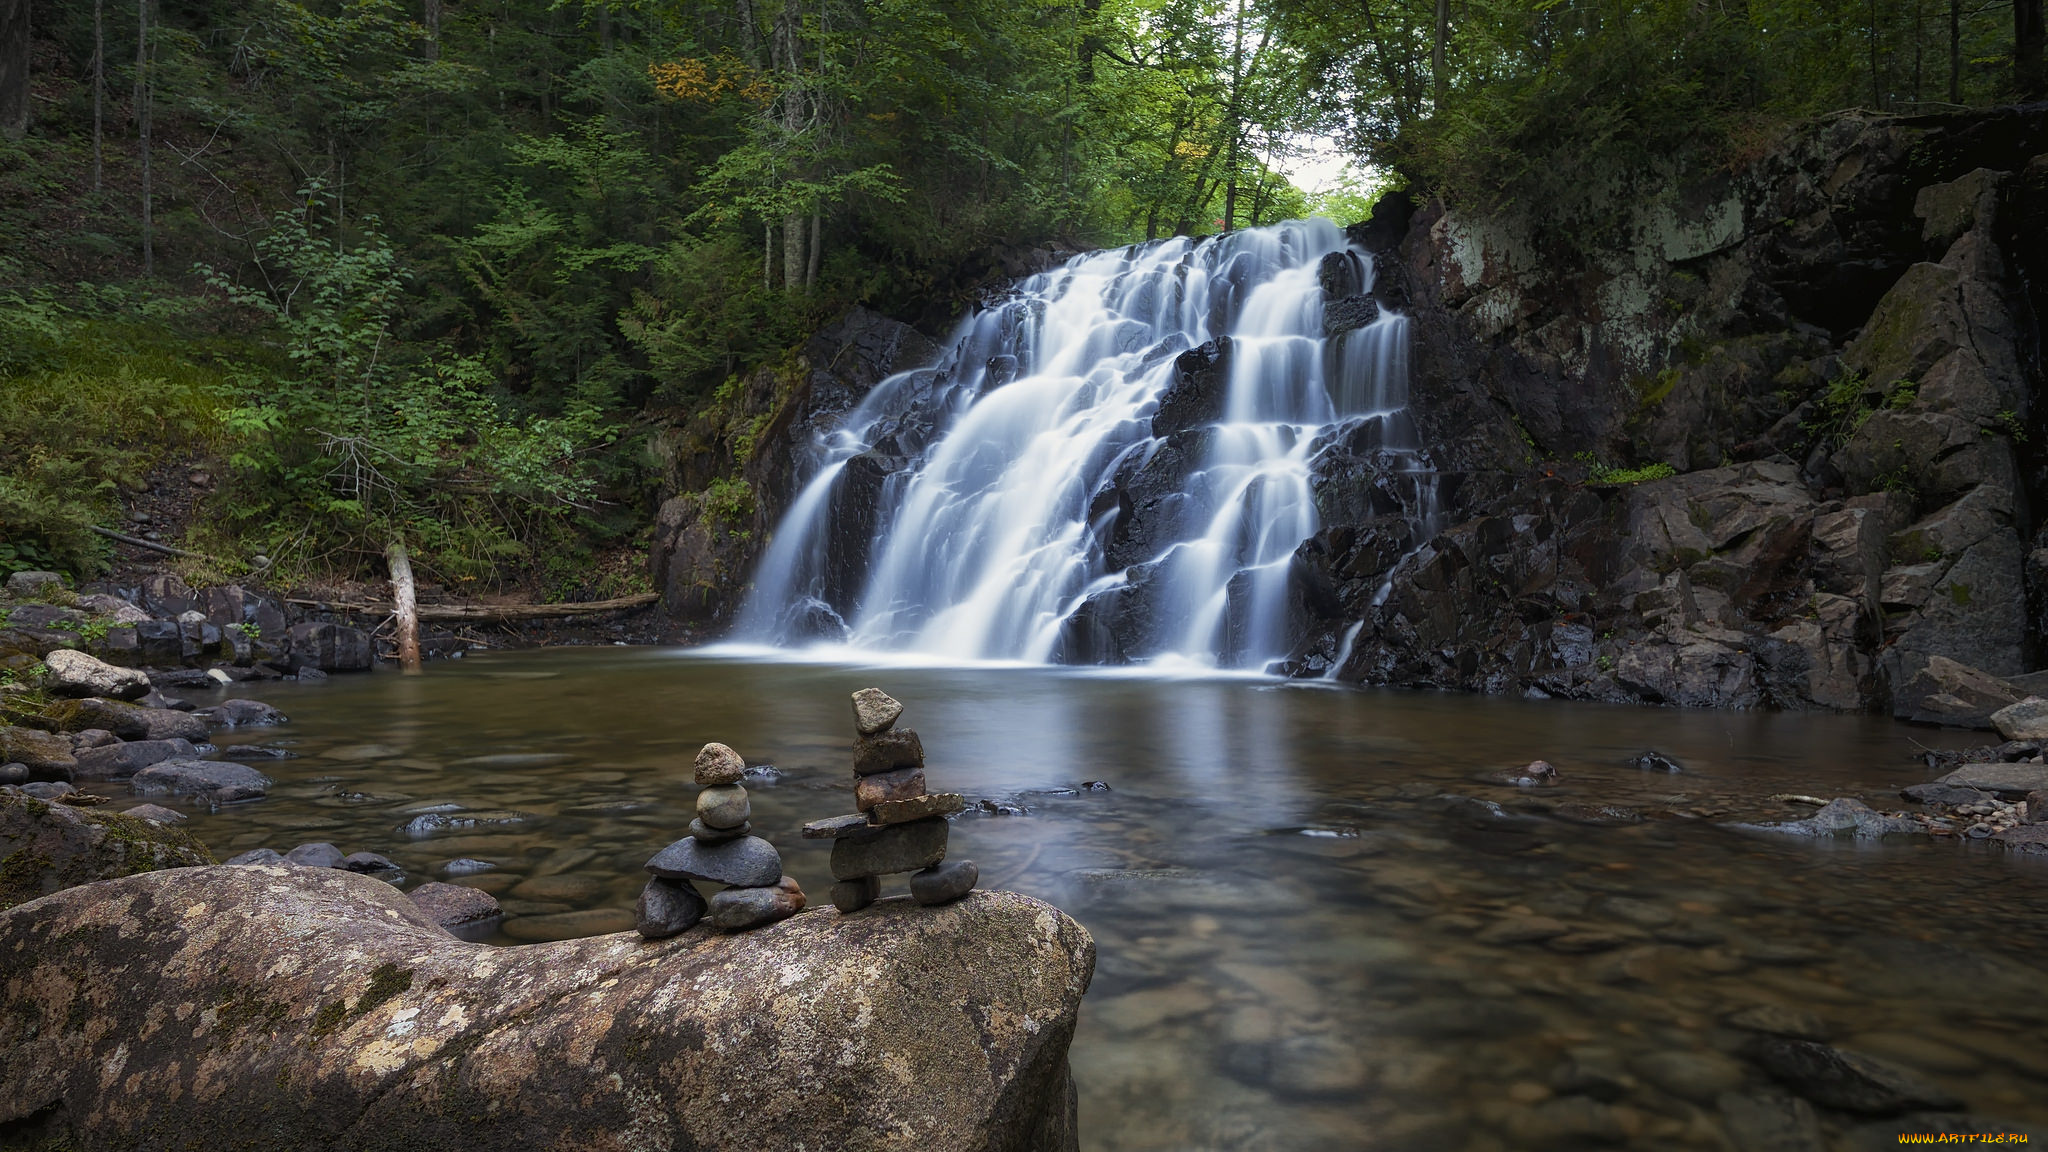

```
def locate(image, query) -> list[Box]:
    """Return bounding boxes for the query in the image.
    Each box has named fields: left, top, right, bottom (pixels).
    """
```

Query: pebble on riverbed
left=800, top=687, right=976, bottom=913
left=632, top=740, right=804, bottom=937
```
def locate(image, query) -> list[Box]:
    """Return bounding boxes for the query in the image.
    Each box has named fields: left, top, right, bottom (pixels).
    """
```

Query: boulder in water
left=0, top=867, right=1092, bottom=1151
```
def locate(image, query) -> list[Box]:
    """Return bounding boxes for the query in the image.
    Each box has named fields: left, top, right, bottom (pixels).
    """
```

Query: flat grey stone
left=909, top=859, right=977, bottom=906
left=690, top=818, right=751, bottom=843
left=73, top=738, right=199, bottom=781
left=121, top=803, right=186, bottom=824
left=1938, top=761, right=2048, bottom=795
left=1900, top=782, right=1994, bottom=806
left=340, top=851, right=398, bottom=873
left=645, top=834, right=782, bottom=887
left=635, top=876, right=705, bottom=939
left=407, top=881, right=502, bottom=927
left=197, top=698, right=289, bottom=727
left=851, top=688, right=903, bottom=736
left=707, top=876, right=805, bottom=931
left=43, top=649, right=151, bottom=701
left=225, top=848, right=285, bottom=865
left=130, top=758, right=270, bottom=802
left=871, top=792, right=964, bottom=825
left=285, top=842, right=345, bottom=868
left=829, top=817, right=947, bottom=881
left=803, top=813, right=882, bottom=840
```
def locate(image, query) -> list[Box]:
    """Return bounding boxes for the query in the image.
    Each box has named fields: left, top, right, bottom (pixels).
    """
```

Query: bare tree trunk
left=806, top=212, right=821, bottom=288
left=1222, top=0, right=1244, bottom=230
left=735, top=0, right=759, bottom=64
left=598, top=1, right=610, bottom=51
left=423, top=0, right=440, bottom=59
left=764, top=223, right=774, bottom=289
left=0, top=0, right=29, bottom=140
left=135, top=0, right=152, bottom=275
left=783, top=212, right=803, bottom=290
left=386, top=541, right=422, bottom=674
left=1432, top=0, right=1448, bottom=109
left=92, top=0, right=103, bottom=189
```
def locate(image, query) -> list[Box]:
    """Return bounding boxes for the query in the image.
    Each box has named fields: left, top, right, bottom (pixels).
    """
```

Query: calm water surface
left=129, top=648, right=2048, bottom=1151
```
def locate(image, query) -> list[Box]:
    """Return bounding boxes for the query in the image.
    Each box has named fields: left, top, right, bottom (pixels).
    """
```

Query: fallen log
left=285, top=591, right=658, bottom=623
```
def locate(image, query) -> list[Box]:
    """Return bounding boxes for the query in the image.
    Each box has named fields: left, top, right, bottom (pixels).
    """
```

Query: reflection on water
left=139, top=649, right=2048, bottom=1150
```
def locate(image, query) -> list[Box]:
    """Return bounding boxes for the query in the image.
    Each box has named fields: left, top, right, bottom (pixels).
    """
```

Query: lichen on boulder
left=0, top=864, right=1094, bottom=1151
left=0, top=788, right=214, bottom=909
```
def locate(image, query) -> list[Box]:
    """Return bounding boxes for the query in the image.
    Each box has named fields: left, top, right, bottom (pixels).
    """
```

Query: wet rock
left=1936, top=761, right=2048, bottom=796
left=1717, top=1090, right=1824, bottom=1152
left=20, top=781, right=75, bottom=799
left=1900, top=782, right=1994, bottom=806
left=831, top=875, right=880, bottom=913
left=0, top=764, right=26, bottom=785
left=1631, top=750, right=1684, bottom=773
left=43, top=697, right=207, bottom=742
left=853, top=729, right=925, bottom=775
left=645, top=834, right=783, bottom=888
left=130, top=758, right=271, bottom=802
left=689, top=818, right=751, bottom=843
left=910, top=859, right=978, bottom=906
left=226, top=848, right=286, bottom=866
left=1727, top=1004, right=1830, bottom=1040
left=340, top=852, right=399, bottom=874
left=120, top=803, right=185, bottom=824
left=1631, top=1050, right=1746, bottom=1103
left=0, top=788, right=213, bottom=909
left=407, top=879, right=503, bottom=927
left=708, top=876, right=807, bottom=931
left=439, top=857, right=496, bottom=876
left=694, top=742, right=747, bottom=786
left=1267, top=1034, right=1370, bottom=1098
left=829, top=817, right=949, bottom=880
left=400, top=808, right=532, bottom=836
left=870, top=792, right=965, bottom=824
left=803, top=813, right=876, bottom=839
left=1745, top=1037, right=1962, bottom=1114
left=635, top=876, right=706, bottom=939
left=851, top=687, right=903, bottom=736
left=286, top=621, right=374, bottom=672
left=855, top=765, right=926, bottom=811
left=0, top=726, right=78, bottom=778
left=285, top=842, right=346, bottom=868
left=68, top=729, right=119, bottom=750
left=0, top=870, right=1092, bottom=1149
left=695, top=784, right=750, bottom=829
left=1490, top=760, right=1560, bottom=786
left=1741, top=797, right=1918, bottom=838
left=196, top=698, right=289, bottom=727
left=71, top=737, right=200, bottom=782
left=42, top=648, right=150, bottom=700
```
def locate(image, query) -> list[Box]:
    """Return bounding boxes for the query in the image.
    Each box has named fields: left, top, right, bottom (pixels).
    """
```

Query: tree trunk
left=0, top=0, right=28, bottom=140
left=2020, top=0, right=2046, bottom=97
left=1432, top=0, right=1448, bottom=110
left=1868, top=0, right=1882, bottom=107
left=92, top=0, right=103, bottom=189
left=386, top=541, right=422, bottom=675
left=783, top=212, right=804, bottom=290
left=135, top=0, right=152, bottom=275
left=806, top=212, right=821, bottom=288
left=1223, top=0, right=1244, bottom=230
left=764, top=223, right=774, bottom=289
left=423, top=0, right=440, bottom=59
left=598, top=1, right=610, bottom=52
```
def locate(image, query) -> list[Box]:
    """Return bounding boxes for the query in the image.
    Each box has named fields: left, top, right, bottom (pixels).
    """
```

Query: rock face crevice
left=1283, top=104, right=2048, bottom=716
left=0, top=865, right=1094, bottom=1152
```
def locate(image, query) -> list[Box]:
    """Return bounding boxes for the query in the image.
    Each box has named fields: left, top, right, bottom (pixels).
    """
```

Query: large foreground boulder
left=0, top=865, right=1094, bottom=1152
left=0, top=789, right=214, bottom=910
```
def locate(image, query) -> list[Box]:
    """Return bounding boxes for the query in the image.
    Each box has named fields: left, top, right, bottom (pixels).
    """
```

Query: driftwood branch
left=286, top=592, right=658, bottom=623
left=90, top=525, right=205, bottom=558
left=386, top=540, right=422, bottom=674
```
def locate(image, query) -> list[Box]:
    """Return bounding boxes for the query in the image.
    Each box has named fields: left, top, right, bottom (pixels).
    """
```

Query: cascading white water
left=737, top=218, right=1425, bottom=669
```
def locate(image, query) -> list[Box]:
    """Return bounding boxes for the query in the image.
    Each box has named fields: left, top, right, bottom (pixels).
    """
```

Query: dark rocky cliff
left=1288, top=104, right=2048, bottom=718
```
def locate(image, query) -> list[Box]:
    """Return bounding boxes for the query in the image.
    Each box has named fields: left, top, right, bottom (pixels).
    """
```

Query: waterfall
left=736, top=218, right=1430, bottom=670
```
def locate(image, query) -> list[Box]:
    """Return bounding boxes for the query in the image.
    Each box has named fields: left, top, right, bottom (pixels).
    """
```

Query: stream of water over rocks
left=106, top=649, right=2048, bottom=1151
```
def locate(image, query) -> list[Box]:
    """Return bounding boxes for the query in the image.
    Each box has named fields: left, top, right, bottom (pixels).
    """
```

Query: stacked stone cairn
left=634, top=742, right=805, bottom=938
left=801, top=688, right=977, bottom=913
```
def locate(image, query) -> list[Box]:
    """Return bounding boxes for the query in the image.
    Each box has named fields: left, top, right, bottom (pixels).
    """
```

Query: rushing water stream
left=151, top=651, right=2048, bottom=1151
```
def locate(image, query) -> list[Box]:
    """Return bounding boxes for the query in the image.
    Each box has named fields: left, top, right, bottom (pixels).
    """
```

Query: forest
left=0, top=0, right=2042, bottom=594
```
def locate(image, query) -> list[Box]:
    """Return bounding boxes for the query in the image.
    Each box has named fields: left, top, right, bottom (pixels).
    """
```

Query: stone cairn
left=801, top=687, right=977, bottom=912
left=635, top=742, right=806, bottom=938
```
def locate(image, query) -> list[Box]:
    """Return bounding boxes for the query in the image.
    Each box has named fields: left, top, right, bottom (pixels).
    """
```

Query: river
left=161, top=647, right=2048, bottom=1151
